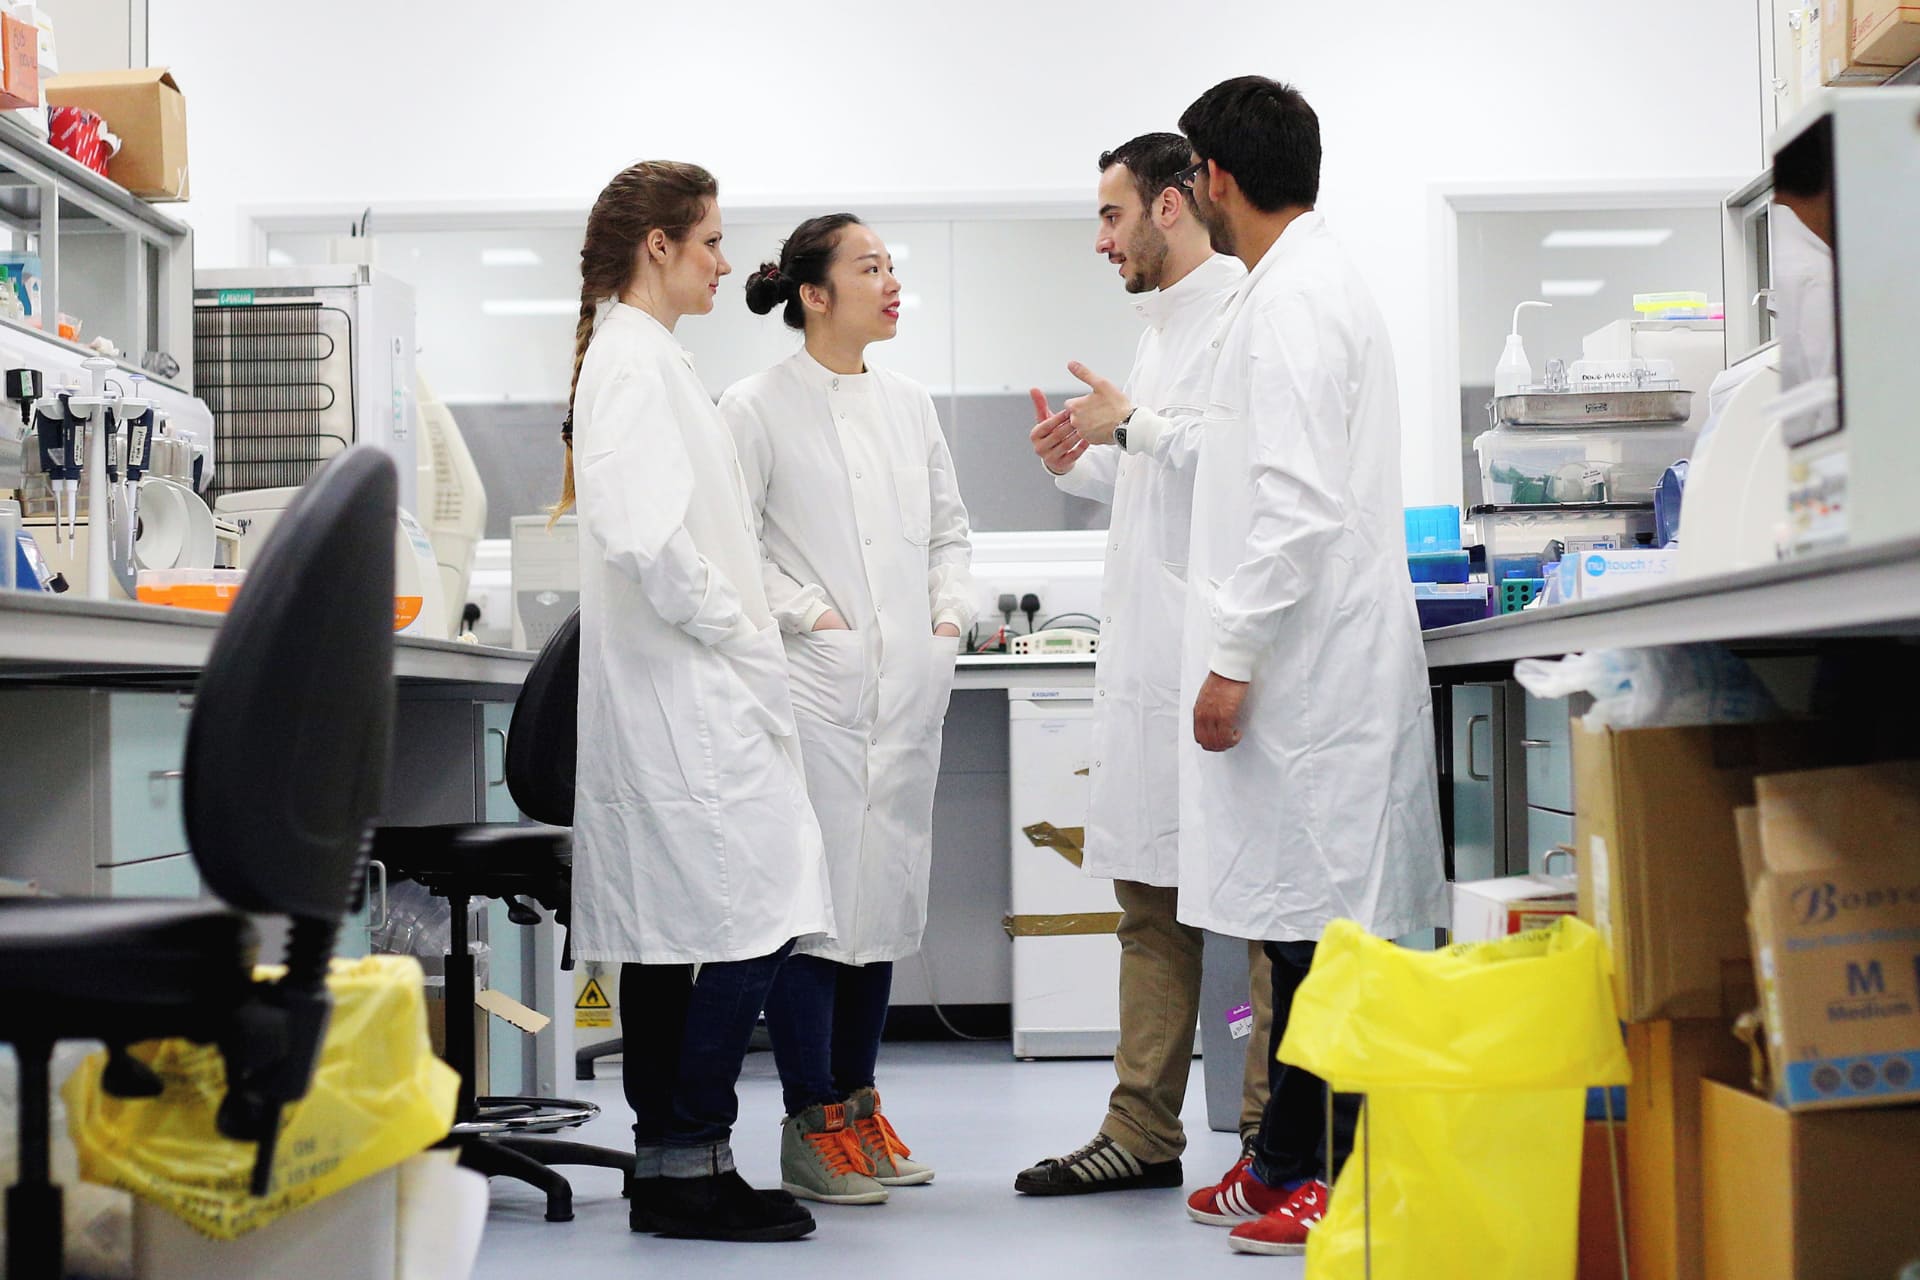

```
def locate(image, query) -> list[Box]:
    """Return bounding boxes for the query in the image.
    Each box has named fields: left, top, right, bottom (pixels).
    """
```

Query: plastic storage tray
left=1409, top=550, right=1471, bottom=584
left=1489, top=389, right=1692, bottom=428
left=1474, top=424, right=1693, bottom=506
left=1414, top=583, right=1489, bottom=629
left=1471, top=504, right=1656, bottom=585
left=1404, top=504, right=1463, bottom=552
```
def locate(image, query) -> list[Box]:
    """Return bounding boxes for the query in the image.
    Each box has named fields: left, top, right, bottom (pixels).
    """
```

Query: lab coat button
left=855, top=470, right=863, bottom=479
left=864, top=537, right=873, bottom=546
left=832, top=378, right=840, bottom=390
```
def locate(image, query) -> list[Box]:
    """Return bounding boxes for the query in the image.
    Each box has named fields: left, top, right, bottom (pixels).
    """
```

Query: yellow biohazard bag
left=61, top=954, right=459, bottom=1240
left=1278, top=917, right=1630, bottom=1280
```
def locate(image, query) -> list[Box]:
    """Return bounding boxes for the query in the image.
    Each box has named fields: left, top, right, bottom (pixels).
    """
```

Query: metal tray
left=1490, top=389, right=1693, bottom=428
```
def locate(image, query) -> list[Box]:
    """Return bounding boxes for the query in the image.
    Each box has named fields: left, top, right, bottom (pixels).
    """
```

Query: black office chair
left=371, top=609, right=635, bottom=1223
left=0, top=446, right=399, bottom=1280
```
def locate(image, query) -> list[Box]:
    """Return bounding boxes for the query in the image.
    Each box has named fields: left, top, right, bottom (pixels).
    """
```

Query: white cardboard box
left=1451, top=873, right=1579, bottom=943
left=1577, top=547, right=1678, bottom=600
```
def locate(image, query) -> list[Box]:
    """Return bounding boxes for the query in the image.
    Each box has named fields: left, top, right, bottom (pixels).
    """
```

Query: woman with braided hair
left=556, top=160, right=834, bottom=1244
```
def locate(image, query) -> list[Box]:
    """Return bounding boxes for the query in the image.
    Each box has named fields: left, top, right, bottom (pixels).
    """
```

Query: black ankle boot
left=631, top=1173, right=798, bottom=1233
left=646, top=1169, right=815, bottom=1242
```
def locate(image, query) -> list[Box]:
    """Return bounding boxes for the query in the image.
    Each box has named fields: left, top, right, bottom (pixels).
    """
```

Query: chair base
left=458, top=1134, right=636, bottom=1223
left=576, top=1037, right=623, bottom=1082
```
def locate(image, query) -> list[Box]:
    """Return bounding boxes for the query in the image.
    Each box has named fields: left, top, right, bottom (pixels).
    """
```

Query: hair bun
left=743, top=261, right=787, bottom=316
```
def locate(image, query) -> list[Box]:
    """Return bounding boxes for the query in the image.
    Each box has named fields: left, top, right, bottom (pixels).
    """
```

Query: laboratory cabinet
left=1439, top=682, right=1576, bottom=885
left=0, top=687, right=193, bottom=896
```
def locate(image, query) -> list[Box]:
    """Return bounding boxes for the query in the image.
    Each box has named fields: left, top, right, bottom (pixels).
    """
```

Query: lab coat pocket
left=893, top=466, right=932, bottom=546
left=926, top=633, right=962, bottom=734
left=787, top=628, right=866, bottom=729
left=717, top=622, right=797, bottom=739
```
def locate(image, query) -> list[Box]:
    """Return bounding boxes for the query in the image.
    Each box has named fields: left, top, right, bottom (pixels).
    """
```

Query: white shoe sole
left=1186, top=1205, right=1254, bottom=1227
left=874, top=1170, right=935, bottom=1187
left=782, top=1181, right=889, bottom=1206
left=1228, top=1236, right=1308, bottom=1256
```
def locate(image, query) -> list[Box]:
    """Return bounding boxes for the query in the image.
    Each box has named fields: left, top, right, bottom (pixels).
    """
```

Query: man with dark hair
left=1013, top=133, right=1263, bottom=1196
left=1769, top=118, right=1834, bottom=388
left=1064, top=78, right=1446, bottom=1257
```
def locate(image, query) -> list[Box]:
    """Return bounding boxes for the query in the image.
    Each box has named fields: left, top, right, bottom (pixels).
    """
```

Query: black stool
left=372, top=610, right=634, bottom=1222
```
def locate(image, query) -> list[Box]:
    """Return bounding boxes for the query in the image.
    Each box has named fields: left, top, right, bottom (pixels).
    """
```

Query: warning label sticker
left=575, top=977, right=613, bottom=1029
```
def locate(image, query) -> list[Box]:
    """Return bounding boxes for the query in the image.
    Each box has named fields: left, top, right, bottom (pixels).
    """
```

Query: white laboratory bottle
left=1494, top=300, right=1553, bottom=398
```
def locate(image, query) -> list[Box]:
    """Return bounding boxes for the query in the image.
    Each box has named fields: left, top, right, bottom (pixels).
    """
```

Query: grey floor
left=472, top=1041, right=1305, bottom=1277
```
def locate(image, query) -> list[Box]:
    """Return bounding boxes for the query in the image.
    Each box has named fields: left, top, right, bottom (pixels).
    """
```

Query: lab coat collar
left=1241, top=210, right=1326, bottom=293
left=604, top=301, right=697, bottom=370
left=791, top=346, right=877, bottom=393
left=1132, top=253, right=1244, bottom=330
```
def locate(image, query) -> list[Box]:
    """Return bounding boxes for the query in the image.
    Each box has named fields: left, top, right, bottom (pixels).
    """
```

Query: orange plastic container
left=136, top=568, right=245, bottom=613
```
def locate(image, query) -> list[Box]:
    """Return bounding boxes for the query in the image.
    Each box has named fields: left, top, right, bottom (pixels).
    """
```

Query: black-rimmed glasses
left=1175, top=159, right=1207, bottom=191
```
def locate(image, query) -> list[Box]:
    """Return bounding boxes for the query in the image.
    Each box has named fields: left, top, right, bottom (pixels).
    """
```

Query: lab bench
left=0, top=592, right=557, bottom=1097
left=1422, top=534, right=1920, bottom=882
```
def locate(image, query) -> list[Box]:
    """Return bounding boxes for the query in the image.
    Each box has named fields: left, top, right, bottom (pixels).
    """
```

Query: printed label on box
left=1228, top=1003, right=1254, bottom=1040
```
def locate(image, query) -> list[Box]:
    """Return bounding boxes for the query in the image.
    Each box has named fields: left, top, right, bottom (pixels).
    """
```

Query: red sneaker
left=1184, top=1155, right=1291, bottom=1226
left=1227, top=1179, right=1330, bottom=1255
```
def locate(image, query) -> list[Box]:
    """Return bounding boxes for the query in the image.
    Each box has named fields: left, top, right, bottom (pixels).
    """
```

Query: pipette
left=32, top=394, right=70, bottom=546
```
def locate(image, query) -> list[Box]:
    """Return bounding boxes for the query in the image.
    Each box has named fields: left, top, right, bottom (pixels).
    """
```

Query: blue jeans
left=621, top=940, right=794, bottom=1179
left=1252, top=939, right=1360, bottom=1188
left=762, top=954, right=894, bottom=1117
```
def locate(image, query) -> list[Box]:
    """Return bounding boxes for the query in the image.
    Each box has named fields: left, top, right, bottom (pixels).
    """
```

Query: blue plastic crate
left=1409, top=550, right=1471, bottom=584
left=1404, top=505, right=1463, bottom=553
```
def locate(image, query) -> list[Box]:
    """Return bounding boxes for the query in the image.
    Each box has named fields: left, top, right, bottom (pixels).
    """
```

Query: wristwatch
left=1114, top=408, right=1137, bottom=451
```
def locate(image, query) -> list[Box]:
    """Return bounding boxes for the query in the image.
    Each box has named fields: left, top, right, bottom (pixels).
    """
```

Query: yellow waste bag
left=1278, top=918, right=1629, bottom=1280
left=61, top=954, right=459, bottom=1240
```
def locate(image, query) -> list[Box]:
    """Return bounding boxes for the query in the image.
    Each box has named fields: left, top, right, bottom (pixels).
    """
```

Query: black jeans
left=762, top=954, right=895, bottom=1117
left=621, top=939, right=794, bottom=1179
left=1251, top=939, right=1360, bottom=1188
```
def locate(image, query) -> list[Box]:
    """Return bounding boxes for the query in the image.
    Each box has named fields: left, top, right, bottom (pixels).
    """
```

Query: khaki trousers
left=1097, top=879, right=1273, bottom=1164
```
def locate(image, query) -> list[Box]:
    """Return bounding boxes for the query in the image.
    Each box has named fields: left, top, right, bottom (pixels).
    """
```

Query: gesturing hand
left=1028, top=387, right=1086, bottom=475
left=1063, top=361, right=1133, bottom=446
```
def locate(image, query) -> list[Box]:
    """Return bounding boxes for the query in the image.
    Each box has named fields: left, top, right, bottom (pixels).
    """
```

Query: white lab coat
left=1769, top=203, right=1834, bottom=391
left=570, top=303, right=833, bottom=966
left=1174, top=214, right=1446, bottom=943
left=720, top=351, right=974, bottom=964
left=1054, top=254, right=1244, bottom=886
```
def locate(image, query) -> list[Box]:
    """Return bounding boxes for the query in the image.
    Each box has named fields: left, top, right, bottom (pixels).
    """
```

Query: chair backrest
left=504, top=609, right=579, bottom=828
left=184, top=446, right=397, bottom=918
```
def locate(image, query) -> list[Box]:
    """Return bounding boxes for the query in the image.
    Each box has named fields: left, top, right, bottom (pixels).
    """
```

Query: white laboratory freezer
left=1008, top=689, right=1121, bottom=1058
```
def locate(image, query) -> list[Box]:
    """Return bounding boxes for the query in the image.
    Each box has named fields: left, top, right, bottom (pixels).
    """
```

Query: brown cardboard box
left=1625, top=1020, right=1748, bottom=1280
left=1578, top=1121, right=1628, bottom=1280
left=0, top=13, right=37, bottom=111
left=1853, top=0, right=1920, bottom=67
left=44, top=68, right=188, bottom=200
left=1749, top=761, right=1920, bottom=1111
left=1821, top=0, right=1900, bottom=81
left=1573, top=722, right=1811, bottom=1022
left=424, top=989, right=490, bottom=1095
left=1700, top=1079, right=1920, bottom=1279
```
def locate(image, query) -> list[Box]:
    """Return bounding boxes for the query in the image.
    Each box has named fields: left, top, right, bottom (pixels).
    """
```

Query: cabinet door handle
left=367, top=859, right=389, bottom=932
left=149, top=769, right=185, bottom=782
left=485, top=727, right=509, bottom=787
left=1521, top=739, right=1553, bottom=749
left=1466, top=714, right=1491, bottom=781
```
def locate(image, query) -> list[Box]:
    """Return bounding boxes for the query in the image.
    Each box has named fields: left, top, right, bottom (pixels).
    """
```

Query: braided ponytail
left=551, top=160, right=718, bottom=521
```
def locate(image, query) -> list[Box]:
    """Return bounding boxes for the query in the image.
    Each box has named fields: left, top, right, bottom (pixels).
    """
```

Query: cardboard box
left=1574, top=721, right=1812, bottom=1021
left=1700, top=1078, right=1920, bottom=1279
left=1625, top=1020, right=1748, bottom=1280
left=44, top=68, right=188, bottom=200
left=1748, top=761, right=1920, bottom=1111
left=1853, top=0, right=1920, bottom=67
left=1578, top=1121, right=1628, bottom=1280
left=1821, top=0, right=1901, bottom=81
left=1451, top=873, right=1578, bottom=943
left=0, top=13, right=37, bottom=111
left=424, top=989, right=491, bottom=1095
left=1574, top=548, right=1677, bottom=600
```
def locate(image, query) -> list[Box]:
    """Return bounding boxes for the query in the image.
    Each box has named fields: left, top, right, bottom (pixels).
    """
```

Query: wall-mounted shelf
left=0, top=113, right=193, bottom=391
